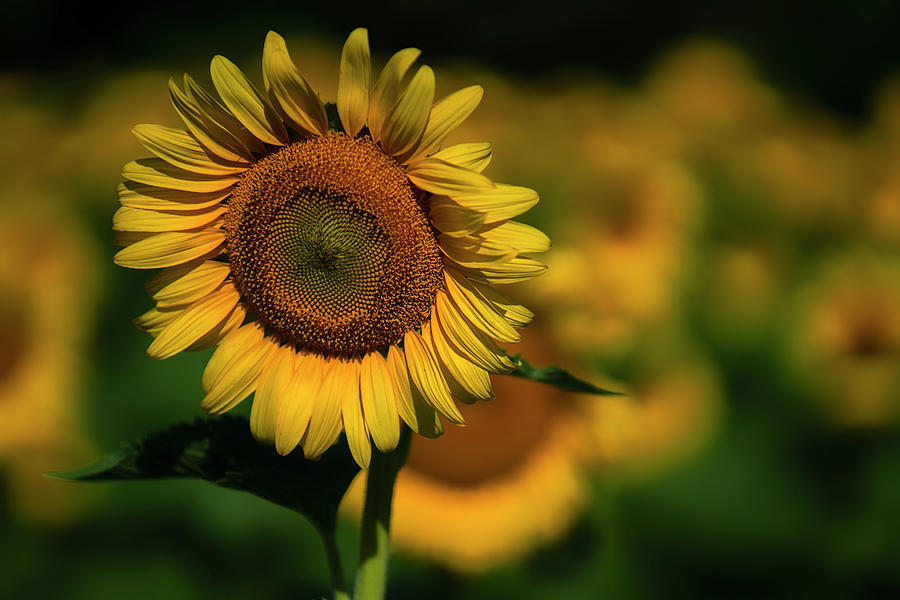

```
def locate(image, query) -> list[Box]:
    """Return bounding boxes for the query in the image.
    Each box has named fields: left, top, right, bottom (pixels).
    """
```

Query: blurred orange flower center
left=405, top=378, right=567, bottom=486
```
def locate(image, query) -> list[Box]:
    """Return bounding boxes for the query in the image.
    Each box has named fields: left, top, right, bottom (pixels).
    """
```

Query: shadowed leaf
left=50, top=415, right=361, bottom=534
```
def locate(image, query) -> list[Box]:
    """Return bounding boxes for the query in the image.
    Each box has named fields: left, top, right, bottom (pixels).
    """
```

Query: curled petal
left=369, top=47, right=421, bottom=142
left=210, top=55, right=288, bottom=146
left=262, top=31, right=329, bottom=136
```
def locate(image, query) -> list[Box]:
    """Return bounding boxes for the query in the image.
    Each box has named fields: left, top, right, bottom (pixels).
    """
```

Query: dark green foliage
left=51, top=415, right=360, bottom=535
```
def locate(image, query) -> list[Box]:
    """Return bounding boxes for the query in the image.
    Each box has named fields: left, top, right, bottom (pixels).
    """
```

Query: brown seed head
left=226, top=133, right=443, bottom=357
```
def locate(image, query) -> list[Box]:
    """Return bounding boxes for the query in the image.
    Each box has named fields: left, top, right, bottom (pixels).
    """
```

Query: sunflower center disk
left=226, top=134, right=443, bottom=357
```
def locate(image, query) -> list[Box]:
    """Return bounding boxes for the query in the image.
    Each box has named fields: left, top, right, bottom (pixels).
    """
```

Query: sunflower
left=787, top=254, right=900, bottom=427
left=113, top=29, right=547, bottom=469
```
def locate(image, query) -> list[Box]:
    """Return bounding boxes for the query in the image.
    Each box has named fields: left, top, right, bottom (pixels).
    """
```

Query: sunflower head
left=788, top=254, right=900, bottom=426
left=113, top=29, right=548, bottom=468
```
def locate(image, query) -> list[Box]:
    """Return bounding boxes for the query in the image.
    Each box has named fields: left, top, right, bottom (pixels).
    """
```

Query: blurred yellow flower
left=528, top=158, right=702, bottom=358
left=702, top=243, right=786, bottom=346
left=342, top=328, right=595, bottom=573
left=644, top=40, right=780, bottom=156
left=787, top=254, right=900, bottom=427
left=59, top=71, right=174, bottom=195
left=860, top=77, right=900, bottom=248
left=746, top=114, right=861, bottom=226
left=585, top=356, right=723, bottom=477
left=0, top=206, right=99, bottom=524
left=0, top=78, right=71, bottom=209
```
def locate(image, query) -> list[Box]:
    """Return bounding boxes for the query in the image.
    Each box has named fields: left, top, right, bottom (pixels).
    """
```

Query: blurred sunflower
left=745, top=114, right=860, bottom=227
left=644, top=40, right=780, bottom=156
left=701, top=243, right=786, bottom=347
left=0, top=78, right=71, bottom=207
left=60, top=71, right=174, bottom=195
left=0, top=206, right=98, bottom=523
left=860, top=77, right=900, bottom=247
left=528, top=157, right=701, bottom=358
left=787, top=254, right=900, bottom=427
left=585, top=355, right=722, bottom=477
left=113, top=29, right=547, bottom=469
left=342, top=327, right=595, bottom=573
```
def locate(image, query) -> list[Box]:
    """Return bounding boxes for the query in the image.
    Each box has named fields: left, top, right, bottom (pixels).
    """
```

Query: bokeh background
left=2, top=2, right=900, bottom=598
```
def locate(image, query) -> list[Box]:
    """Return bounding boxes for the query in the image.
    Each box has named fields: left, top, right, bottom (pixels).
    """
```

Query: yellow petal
left=118, top=182, right=230, bottom=212
left=112, top=205, right=226, bottom=233
left=429, top=197, right=486, bottom=237
left=340, top=359, right=371, bottom=469
left=368, top=47, right=421, bottom=142
left=403, top=329, right=465, bottom=425
left=132, top=124, right=248, bottom=175
left=408, top=85, right=483, bottom=161
left=380, top=65, right=434, bottom=157
left=275, top=352, right=324, bottom=455
left=122, top=159, right=239, bottom=193
left=201, top=334, right=275, bottom=414
left=145, top=256, right=207, bottom=294
left=186, top=302, right=246, bottom=351
left=337, top=28, right=371, bottom=137
left=359, top=352, right=401, bottom=452
left=134, top=306, right=179, bottom=337
left=444, top=271, right=519, bottom=342
left=151, top=260, right=231, bottom=309
left=148, top=285, right=240, bottom=359
left=210, top=55, right=288, bottom=146
left=439, top=234, right=518, bottom=269
left=442, top=184, right=539, bottom=224
left=433, top=290, right=516, bottom=373
left=477, top=221, right=550, bottom=253
left=467, top=281, right=534, bottom=328
left=426, top=320, right=493, bottom=403
left=251, top=345, right=296, bottom=444
left=431, top=142, right=492, bottom=173
left=114, top=230, right=225, bottom=269
left=405, top=157, right=495, bottom=196
left=169, top=78, right=254, bottom=162
left=301, top=357, right=345, bottom=458
left=183, top=74, right=266, bottom=154
left=387, top=345, right=441, bottom=438
left=113, top=230, right=155, bottom=247
left=262, top=31, right=329, bottom=136
left=201, top=322, right=265, bottom=392
left=469, top=256, right=548, bottom=284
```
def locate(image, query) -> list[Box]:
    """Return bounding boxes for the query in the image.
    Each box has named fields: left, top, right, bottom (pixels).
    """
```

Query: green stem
left=320, top=526, right=350, bottom=600
left=353, top=428, right=412, bottom=600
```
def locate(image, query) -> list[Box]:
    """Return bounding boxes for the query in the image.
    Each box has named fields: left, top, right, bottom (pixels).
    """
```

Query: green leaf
left=50, top=415, right=360, bottom=534
left=506, top=354, right=623, bottom=396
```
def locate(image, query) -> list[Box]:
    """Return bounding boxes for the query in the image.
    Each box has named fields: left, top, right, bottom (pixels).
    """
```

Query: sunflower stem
left=353, top=427, right=412, bottom=600
left=320, top=525, right=350, bottom=600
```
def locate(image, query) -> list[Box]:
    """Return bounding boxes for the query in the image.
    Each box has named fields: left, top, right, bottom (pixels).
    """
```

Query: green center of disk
left=269, top=190, right=389, bottom=318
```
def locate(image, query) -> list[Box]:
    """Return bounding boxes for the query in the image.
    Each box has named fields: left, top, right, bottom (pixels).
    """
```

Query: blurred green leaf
left=50, top=415, right=360, bottom=535
left=507, top=355, right=623, bottom=395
